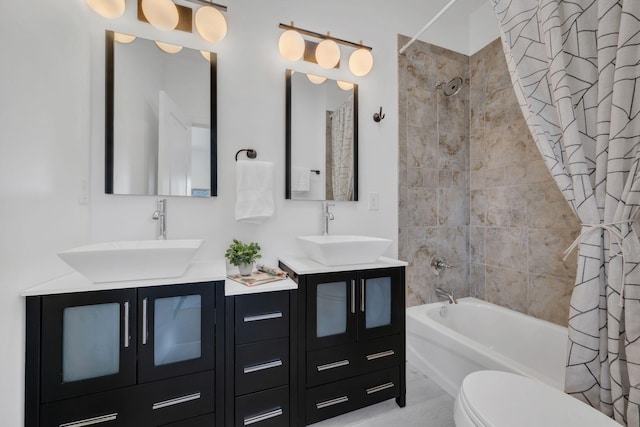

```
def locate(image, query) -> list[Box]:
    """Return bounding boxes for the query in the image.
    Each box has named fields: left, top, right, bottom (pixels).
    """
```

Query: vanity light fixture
left=279, top=28, right=306, bottom=61
left=315, top=37, right=340, bottom=69
left=155, top=40, right=183, bottom=53
left=141, top=0, right=179, bottom=30
left=86, top=0, right=125, bottom=18
left=336, top=80, right=354, bottom=91
left=307, top=74, right=327, bottom=84
left=349, top=46, right=374, bottom=77
left=194, top=3, right=227, bottom=42
left=114, top=32, right=136, bottom=43
left=278, top=23, right=373, bottom=77
left=87, top=0, right=228, bottom=44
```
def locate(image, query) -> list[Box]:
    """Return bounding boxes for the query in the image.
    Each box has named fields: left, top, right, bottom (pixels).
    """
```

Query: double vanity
left=23, top=239, right=406, bottom=427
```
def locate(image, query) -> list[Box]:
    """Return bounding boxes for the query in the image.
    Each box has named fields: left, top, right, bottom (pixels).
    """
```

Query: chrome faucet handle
left=430, top=257, right=450, bottom=276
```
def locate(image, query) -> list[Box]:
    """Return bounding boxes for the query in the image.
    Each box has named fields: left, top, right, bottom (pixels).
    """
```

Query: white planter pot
left=238, top=262, right=253, bottom=276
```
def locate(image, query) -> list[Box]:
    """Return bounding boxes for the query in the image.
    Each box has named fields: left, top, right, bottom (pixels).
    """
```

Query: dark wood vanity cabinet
left=26, top=282, right=224, bottom=427
left=224, top=291, right=298, bottom=427
left=278, top=263, right=406, bottom=425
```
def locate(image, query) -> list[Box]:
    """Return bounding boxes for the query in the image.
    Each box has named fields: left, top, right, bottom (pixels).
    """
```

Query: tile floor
left=311, top=362, right=456, bottom=427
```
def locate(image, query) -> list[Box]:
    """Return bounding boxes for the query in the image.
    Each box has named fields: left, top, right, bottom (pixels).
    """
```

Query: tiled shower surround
left=398, top=36, right=580, bottom=326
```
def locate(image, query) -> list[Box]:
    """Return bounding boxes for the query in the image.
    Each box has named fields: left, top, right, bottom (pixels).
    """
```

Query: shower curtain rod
left=398, top=0, right=460, bottom=54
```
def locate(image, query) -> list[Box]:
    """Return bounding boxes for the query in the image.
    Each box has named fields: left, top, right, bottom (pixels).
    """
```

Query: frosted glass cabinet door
left=154, top=295, right=202, bottom=366
left=357, top=268, right=403, bottom=341
left=40, top=289, right=137, bottom=403
left=138, top=282, right=215, bottom=383
left=63, top=303, right=120, bottom=382
left=307, top=273, right=357, bottom=350
left=316, top=282, right=348, bottom=337
left=364, top=277, right=392, bottom=329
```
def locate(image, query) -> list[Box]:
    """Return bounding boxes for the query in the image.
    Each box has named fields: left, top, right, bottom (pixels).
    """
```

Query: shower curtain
left=490, top=0, right=640, bottom=424
left=330, top=95, right=354, bottom=201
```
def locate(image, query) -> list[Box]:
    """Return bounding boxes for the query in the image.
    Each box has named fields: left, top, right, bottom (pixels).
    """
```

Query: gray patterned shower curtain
left=490, top=0, right=640, bottom=424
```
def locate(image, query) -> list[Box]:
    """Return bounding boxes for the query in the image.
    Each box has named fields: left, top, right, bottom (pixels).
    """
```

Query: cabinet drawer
left=306, top=366, right=400, bottom=425
left=307, top=335, right=401, bottom=386
left=235, top=292, right=289, bottom=344
left=137, top=370, right=215, bottom=426
left=160, top=413, right=215, bottom=426
left=235, top=385, right=289, bottom=427
left=236, top=338, right=289, bottom=396
left=40, top=387, right=134, bottom=427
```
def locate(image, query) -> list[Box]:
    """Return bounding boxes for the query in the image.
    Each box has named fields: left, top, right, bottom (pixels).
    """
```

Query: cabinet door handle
left=366, top=382, right=395, bottom=395
left=366, top=350, right=395, bottom=361
left=317, top=359, right=349, bottom=371
left=244, top=408, right=283, bottom=425
left=243, top=312, right=282, bottom=322
left=59, top=413, right=118, bottom=427
left=360, top=279, right=365, bottom=312
left=142, top=297, right=148, bottom=345
left=123, top=301, right=130, bottom=348
left=152, top=392, right=201, bottom=410
left=243, top=359, right=283, bottom=374
left=351, top=280, right=356, bottom=314
left=316, top=396, right=349, bottom=409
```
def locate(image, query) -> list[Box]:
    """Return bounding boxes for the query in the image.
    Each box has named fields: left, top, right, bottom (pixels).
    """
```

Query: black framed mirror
left=285, top=69, right=358, bottom=201
left=105, top=31, right=217, bottom=197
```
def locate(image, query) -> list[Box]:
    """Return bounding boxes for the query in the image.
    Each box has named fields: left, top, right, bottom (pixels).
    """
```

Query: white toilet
left=454, top=371, right=621, bottom=427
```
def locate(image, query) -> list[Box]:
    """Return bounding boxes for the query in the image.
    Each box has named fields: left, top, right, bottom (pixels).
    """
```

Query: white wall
left=0, top=0, right=498, bottom=423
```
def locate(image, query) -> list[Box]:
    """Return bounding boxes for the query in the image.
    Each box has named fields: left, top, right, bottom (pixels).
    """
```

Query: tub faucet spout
left=435, top=287, right=457, bottom=304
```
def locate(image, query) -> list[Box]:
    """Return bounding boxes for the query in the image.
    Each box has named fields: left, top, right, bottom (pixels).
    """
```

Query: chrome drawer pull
left=142, top=298, right=148, bottom=345
left=244, top=359, right=283, bottom=374
left=317, top=359, right=350, bottom=371
left=366, top=382, right=395, bottom=395
left=243, top=312, right=283, bottom=322
left=316, top=396, right=349, bottom=409
left=244, top=408, right=283, bottom=425
left=123, top=301, right=130, bottom=348
left=152, top=392, right=201, bottom=410
left=60, top=413, right=118, bottom=427
left=366, top=350, right=395, bottom=361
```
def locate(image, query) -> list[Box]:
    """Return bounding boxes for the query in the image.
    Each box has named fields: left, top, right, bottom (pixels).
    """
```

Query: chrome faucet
left=430, top=256, right=451, bottom=275
left=322, top=202, right=335, bottom=236
left=152, top=198, right=167, bottom=240
left=435, top=288, right=457, bottom=304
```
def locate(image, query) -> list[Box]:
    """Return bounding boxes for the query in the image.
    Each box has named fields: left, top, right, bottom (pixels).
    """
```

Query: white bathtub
left=406, top=297, right=568, bottom=397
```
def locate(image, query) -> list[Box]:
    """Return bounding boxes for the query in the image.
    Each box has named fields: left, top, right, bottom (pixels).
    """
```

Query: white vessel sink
left=58, top=239, right=203, bottom=283
left=296, top=235, right=392, bottom=266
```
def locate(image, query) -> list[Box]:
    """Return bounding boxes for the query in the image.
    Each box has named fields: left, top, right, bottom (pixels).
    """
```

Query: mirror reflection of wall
left=286, top=70, right=358, bottom=201
left=106, top=31, right=216, bottom=197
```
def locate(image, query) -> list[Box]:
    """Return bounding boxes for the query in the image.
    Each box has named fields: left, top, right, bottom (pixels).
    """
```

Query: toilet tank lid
left=459, top=371, right=619, bottom=427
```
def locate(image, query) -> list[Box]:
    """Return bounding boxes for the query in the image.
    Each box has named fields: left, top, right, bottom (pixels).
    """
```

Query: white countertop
left=278, top=256, right=407, bottom=275
left=22, top=260, right=298, bottom=297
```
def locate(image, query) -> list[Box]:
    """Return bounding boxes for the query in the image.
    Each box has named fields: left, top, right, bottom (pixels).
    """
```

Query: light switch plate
left=368, top=192, right=379, bottom=211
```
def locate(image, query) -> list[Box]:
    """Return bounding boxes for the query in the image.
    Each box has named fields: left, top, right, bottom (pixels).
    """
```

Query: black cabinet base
left=306, top=366, right=401, bottom=425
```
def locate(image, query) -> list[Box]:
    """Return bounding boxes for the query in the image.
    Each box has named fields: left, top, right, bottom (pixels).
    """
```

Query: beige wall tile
left=528, top=274, right=573, bottom=326
left=485, top=265, right=528, bottom=314
left=485, top=227, right=528, bottom=271
left=528, top=228, right=579, bottom=278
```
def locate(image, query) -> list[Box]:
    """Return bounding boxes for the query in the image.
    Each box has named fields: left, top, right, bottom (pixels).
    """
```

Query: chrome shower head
left=436, top=77, right=463, bottom=96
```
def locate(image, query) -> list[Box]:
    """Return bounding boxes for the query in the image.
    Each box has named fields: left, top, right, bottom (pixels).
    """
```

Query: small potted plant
left=225, top=239, right=262, bottom=276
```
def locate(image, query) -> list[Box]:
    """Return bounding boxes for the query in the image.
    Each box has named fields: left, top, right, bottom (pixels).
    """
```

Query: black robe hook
left=373, top=107, right=386, bottom=122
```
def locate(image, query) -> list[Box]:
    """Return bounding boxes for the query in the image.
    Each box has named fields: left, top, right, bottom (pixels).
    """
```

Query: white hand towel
left=235, top=160, right=275, bottom=224
left=291, top=167, right=311, bottom=192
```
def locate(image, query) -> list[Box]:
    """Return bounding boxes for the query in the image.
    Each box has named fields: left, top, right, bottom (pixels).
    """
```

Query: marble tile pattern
left=311, top=362, right=455, bottom=427
left=399, top=36, right=581, bottom=326
left=398, top=35, right=471, bottom=309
